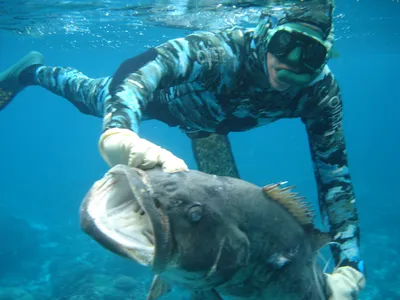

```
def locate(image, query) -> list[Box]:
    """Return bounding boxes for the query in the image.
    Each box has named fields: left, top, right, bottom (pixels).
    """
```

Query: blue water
left=0, top=0, right=399, bottom=299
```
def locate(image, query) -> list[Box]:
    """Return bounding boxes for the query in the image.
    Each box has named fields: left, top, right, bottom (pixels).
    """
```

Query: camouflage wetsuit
left=22, top=26, right=363, bottom=272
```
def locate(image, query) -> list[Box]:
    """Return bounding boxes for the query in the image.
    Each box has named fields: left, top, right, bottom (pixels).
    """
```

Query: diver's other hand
left=99, top=128, right=189, bottom=172
left=325, top=266, right=366, bottom=299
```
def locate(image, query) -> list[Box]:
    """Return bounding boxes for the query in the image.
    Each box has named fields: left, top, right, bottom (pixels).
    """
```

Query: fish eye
left=187, top=203, right=203, bottom=223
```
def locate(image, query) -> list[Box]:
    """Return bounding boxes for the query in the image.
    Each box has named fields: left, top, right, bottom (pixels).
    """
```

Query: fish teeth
left=132, top=199, right=145, bottom=215
left=143, top=229, right=155, bottom=245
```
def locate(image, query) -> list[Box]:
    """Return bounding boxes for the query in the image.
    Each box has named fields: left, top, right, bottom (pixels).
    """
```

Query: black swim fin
left=0, top=51, right=44, bottom=111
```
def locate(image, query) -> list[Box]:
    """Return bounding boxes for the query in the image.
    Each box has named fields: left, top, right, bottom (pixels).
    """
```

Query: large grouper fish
left=80, top=165, right=332, bottom=300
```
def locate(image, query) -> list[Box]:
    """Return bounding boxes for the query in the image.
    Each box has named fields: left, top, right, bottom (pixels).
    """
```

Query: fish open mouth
left=80, top=166, right=157, bottom=267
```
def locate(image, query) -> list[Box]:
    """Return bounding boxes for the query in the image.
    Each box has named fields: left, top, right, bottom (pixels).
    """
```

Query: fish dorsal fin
left=262, top=182, right=315, bottom=226
left=146, top=275, right=172, bottom=300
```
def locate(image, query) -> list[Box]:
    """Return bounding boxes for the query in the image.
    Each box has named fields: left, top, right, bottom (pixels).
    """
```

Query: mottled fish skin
left=80, top=165, right=330, bottom=300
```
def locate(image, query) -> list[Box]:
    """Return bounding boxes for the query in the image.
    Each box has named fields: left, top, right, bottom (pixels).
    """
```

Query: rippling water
left=0, top=0, right=399, bottom=51
left=0, top=1, right=270, bottom=34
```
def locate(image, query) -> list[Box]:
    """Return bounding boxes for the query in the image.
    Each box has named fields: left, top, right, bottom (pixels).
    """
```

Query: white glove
left=98, top=128, right=189, bottom=173
left=325, top=266, right=366, bottom=300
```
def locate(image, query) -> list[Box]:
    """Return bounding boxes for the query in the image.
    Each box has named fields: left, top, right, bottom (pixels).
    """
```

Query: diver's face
left=265, top=23, right=327, bottom=91
left=266, top=52, right=298, bottom=91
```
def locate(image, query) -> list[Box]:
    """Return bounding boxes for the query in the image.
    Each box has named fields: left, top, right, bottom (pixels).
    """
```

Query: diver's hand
left=99, top=128, right=188, bottom=172
left=325, top=266, right=366, bottom=299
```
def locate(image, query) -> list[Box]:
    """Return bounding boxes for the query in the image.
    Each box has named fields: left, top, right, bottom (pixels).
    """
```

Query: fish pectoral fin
left=190, top=289, right=224, bottom=300
left=146, top=275, right=172, bottom=300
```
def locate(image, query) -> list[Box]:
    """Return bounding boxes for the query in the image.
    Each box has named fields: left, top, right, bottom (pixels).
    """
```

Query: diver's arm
left=302, top=75, right=366, bottom=298
left=99, top=29, right=242, bottom=170
left=102, top=45, right=190, bottom=134
left=103, top=28, right=242, bottom=133
left=302, top=72, right=363, bottom=272
left=98, top=41, right=195, bottom=171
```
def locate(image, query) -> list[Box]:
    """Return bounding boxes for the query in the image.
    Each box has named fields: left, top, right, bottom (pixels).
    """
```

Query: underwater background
left=0, top=0, right=399, bottom=299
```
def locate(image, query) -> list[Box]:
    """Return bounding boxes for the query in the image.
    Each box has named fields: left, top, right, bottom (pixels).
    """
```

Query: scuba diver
left=0, top=1, right=365, bottom=298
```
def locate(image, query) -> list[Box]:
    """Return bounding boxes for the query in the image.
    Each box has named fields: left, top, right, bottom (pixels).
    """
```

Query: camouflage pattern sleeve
left=301, top=71, right=363, bottom=272
left=102, top=29, right=243, bottom=133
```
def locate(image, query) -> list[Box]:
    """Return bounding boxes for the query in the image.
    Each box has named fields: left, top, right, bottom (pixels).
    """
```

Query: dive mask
left=266, top=23, right=333, bottom=86
left=268, top=27, right=329, bottom=72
